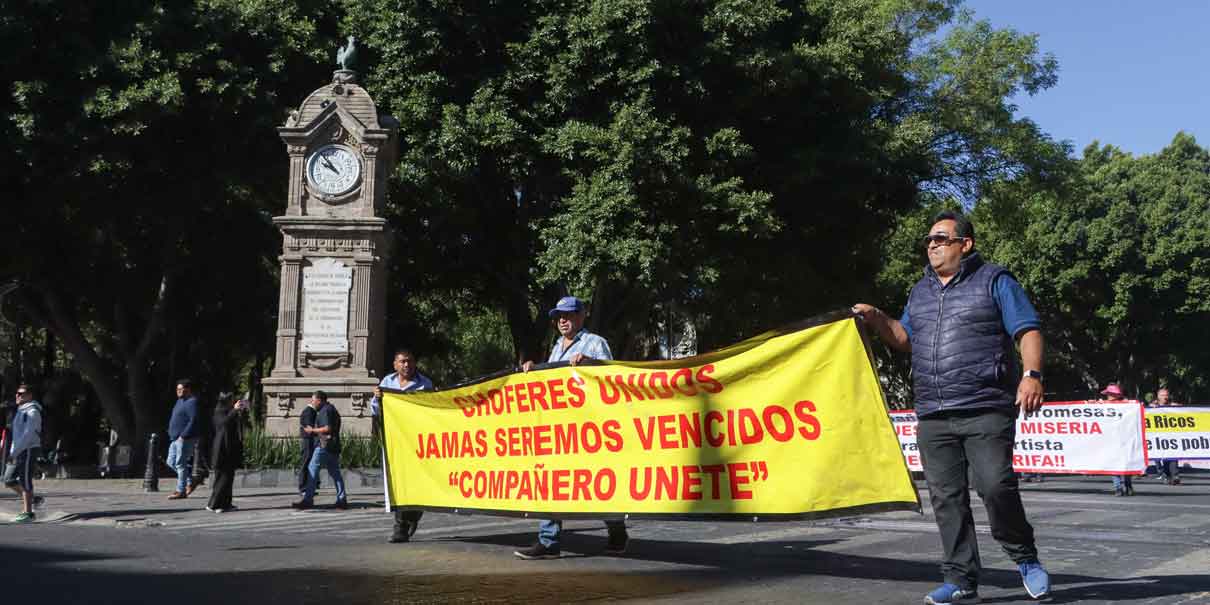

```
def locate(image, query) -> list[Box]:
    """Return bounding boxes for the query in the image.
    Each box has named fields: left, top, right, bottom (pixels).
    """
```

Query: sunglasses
left=922, top=234, right=968, bottom=247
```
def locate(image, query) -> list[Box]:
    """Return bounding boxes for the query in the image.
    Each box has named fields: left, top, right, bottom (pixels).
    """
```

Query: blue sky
left=966, top=2, right=1210, bottom=156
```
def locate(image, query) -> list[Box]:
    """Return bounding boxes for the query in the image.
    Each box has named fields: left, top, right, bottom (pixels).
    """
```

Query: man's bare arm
left=851, top=304, right=911, bottom=353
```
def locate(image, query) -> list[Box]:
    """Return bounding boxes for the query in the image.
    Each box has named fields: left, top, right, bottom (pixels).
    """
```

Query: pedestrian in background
left=298, top=397, right=318, bottom=498
left=1101, top=383, right=1134, bottom=496
left=372, top=349, right=434, bottom=543
left=3, top=384, right=42, bottom=523
left=854, top=210, right=1051, bottom=603
left=1151, top=387, right=1181, bottom=486
left=293, top=391, right=347, bottom=510
left=166, top=379, right=200, bottom=500
left=206, top=393, right=247, bottom=513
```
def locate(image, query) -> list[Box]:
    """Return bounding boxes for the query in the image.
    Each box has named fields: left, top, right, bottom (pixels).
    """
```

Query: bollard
left=143, top=432, right=159, bottom=492
left=190, top=439, right=208, bottom=493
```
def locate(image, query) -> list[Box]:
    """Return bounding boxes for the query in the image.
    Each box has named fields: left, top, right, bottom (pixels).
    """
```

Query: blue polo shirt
left=548, top=329, right=612, bottom=363
left=899, top=273, right=1041, bottom=339
left=371, top=371, right=434, bottom=416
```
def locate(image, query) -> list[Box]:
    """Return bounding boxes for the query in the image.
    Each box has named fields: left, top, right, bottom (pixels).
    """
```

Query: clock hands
left=321, top=155, right=340, bottom=175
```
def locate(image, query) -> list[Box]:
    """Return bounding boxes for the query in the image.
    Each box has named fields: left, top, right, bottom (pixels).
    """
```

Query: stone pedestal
left=262, top=70, right=397, bottom=437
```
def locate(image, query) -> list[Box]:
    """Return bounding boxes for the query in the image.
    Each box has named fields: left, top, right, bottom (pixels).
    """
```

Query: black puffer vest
left=907, top=252, right=1018, bottom=417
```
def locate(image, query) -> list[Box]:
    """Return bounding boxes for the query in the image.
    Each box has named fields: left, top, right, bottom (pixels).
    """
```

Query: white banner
left=1145, top=406, right=1210, bottom=460
left=889, top=401, right=1148, bottom=475
left=889, top=411, right=922, bottom=472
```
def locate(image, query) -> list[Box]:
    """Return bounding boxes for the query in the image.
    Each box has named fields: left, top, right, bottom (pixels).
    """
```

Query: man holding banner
left=854, top=210, right=1051, bottom=604
left=373, top=349, right=436, bottom=543
left=513, top=295, right=628, bottom=560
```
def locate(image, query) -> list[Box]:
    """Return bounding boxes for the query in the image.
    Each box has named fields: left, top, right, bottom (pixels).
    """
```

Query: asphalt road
left=1, top=473, right=1208, bottom=604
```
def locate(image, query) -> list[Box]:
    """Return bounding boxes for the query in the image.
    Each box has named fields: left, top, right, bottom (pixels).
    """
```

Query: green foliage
left=241, top=425, right=382, bottom=469
left=346, top=0, right=1062, bottom=362
left=1, top=1, right=340, bottom=444
left=242, top=425, right=302, bottom=469
left=978, top=133, right=1210, bottom=400
left=876, top=134, right=1210, bottom=402
left=2, top=1, right=1079, bottom=439
left=339, top=432, right=384, bottom=469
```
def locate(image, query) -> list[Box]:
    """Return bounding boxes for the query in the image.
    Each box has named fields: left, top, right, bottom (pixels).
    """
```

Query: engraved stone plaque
left=301, top=258, right=352, bottom=352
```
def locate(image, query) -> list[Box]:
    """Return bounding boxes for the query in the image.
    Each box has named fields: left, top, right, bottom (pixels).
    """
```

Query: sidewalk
left=0, top=477, right=388, bottom=525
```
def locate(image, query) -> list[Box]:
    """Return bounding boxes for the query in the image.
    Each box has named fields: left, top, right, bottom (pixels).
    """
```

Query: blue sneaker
left=1019, top=560, right=1051, bottom=600
left=924, top=583, right=980, bottom=604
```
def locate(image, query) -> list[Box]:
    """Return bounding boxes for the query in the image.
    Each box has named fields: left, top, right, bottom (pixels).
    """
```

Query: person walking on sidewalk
left=166, top=379, right=200, bottom=500
left=3, top=384, right=43, bottom=523
left=297, top=398, right=319, bottom=498
left=372, top=349, right=434, bottom=543
left=854, top=210, right=1051, bottom=604
left=513, top=295, right=628, bottom=560
left=293, top=391, right=347, bottom=510
left=206, top=393, right=247, bottom=513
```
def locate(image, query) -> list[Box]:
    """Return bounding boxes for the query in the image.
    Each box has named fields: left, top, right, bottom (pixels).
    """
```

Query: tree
left=976, top=133, right=1210, bottom=400
left=0, top=1, right=339, bottom=454
left=346, top=0, right=1063, bottom=363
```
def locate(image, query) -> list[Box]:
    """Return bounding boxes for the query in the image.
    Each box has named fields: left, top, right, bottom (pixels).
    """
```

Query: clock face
left=305, top=144, right=361, bottom=196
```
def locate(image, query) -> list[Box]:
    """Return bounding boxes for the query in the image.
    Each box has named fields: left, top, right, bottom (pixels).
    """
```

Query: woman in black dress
left=206, top=393, right=247, bottom=512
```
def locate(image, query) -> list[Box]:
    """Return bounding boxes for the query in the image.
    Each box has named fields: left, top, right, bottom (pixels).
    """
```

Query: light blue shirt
left=548, top=329, right=612, bottom=363
left=371, top=371, right=434, bottom=416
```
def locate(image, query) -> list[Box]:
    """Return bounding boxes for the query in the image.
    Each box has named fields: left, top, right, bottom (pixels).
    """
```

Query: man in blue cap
left=513, top=295, right=628, bottom=559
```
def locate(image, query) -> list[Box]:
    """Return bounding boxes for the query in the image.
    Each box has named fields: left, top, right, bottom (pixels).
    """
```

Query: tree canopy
left=6, top=0, right=1207, bottom=459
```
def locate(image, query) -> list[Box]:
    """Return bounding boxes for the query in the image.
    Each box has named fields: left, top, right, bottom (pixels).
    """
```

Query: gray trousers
left=918, top=407, right=1038, bottom=589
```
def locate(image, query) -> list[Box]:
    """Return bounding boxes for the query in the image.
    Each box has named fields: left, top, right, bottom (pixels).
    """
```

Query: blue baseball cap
left=548, top=296, right=585, bottom=318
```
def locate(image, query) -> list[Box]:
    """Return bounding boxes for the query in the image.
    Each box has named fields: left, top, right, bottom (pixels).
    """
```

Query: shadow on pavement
left=67, top=508, right=187, bottom=521
left=0, top=542, right=722, bottom=604
left=453, top=529, right=1210, bottom=603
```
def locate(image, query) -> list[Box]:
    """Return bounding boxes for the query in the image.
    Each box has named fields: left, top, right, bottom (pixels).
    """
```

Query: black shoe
left=605, top=531, right=629, bottom=555
left=1113, top=489, right=1125, bottom=497
left=1125, top=485, right=1135, bottom=496
left=389, top=519, right=416, bottom=543
left=514, top=542, right=560, bottom=560
left=290, top=500, right=313, bottom=510
left=333, top=500, right=349, bottom=510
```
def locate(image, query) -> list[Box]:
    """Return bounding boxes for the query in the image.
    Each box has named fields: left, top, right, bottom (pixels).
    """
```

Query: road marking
left=822, top=518, right=1210, bottom=547
left=701, top=525, right=835, bottom=545
left=167, top=512, right=381, bottom=532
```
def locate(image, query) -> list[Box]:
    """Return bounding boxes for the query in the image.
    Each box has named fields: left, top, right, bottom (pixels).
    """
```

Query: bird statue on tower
left=336, top=35, right=357, bottom=70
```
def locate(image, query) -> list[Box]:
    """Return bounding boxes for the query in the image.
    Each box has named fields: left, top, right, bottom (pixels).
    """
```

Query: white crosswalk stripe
left=160, top=510, right=539, bottom=540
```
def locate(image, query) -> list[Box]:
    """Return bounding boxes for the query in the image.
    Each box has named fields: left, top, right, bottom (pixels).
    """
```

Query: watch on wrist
left=1023, top=369, right=1043, bottom=381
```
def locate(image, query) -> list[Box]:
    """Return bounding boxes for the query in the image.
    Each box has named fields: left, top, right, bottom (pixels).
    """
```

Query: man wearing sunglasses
left=3, top=384, right=43, bottom=523
left=854, top=210, right=1050, bottom=604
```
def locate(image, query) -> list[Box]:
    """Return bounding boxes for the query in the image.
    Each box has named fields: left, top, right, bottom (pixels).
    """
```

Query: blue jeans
left=166, top=438, right=197, bottom=494
left=302, top=447, right=346, bottom=503
left=538, top=519, right=626, bottom=548
left=1112, top=475, right=1133, bottom=491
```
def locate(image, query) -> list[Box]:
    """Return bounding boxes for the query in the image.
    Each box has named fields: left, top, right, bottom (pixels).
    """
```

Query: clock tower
left=261, top=56, right=398, bottom=437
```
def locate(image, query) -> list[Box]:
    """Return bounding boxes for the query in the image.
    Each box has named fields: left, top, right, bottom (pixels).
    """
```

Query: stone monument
left=261, top=38, right=398, bottom=436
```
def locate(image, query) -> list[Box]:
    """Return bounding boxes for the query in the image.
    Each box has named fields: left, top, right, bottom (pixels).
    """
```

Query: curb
left=30, top=468, right=384, bottom=491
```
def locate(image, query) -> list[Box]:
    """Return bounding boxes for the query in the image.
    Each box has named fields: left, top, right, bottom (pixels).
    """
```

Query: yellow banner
left=1144, top=410, right=1210, bottom=433
left=382, top=311, right=919, bottom=519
